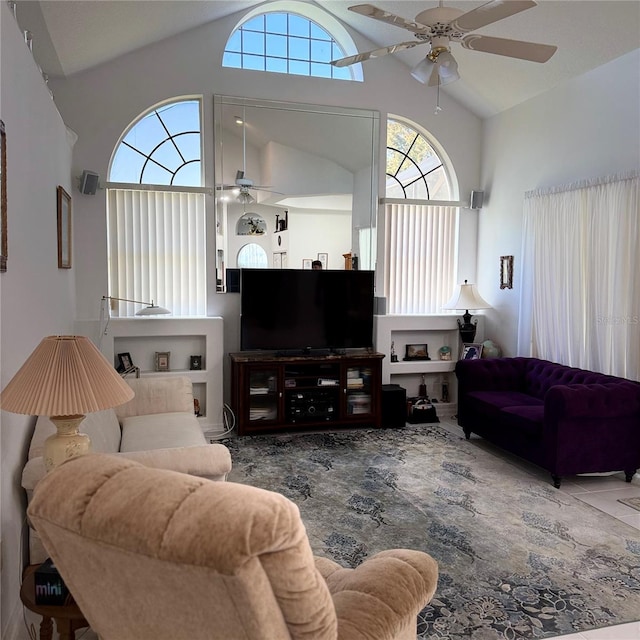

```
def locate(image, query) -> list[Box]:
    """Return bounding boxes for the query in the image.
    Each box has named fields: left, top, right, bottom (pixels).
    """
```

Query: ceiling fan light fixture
left=237, top=190, right=255, bottom=205
left=436, top=51, right=460, bottom=85
left=411, top=57, right=434, bottom=84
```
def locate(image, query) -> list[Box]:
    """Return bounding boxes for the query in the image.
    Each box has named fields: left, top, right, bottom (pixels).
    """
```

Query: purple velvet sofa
left=455, top=357, right=640, bottom=488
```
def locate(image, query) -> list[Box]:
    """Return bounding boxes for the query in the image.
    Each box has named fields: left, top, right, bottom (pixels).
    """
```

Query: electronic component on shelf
left=318, top=378, right=339, bottom=386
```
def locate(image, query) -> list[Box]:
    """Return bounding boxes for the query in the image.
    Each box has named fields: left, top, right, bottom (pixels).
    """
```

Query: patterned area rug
left=223, top=425, right=640, bottom=639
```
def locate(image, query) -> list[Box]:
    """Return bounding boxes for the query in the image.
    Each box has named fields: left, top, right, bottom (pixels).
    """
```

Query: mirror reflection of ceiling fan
left=331, top=0, right=557, bottom=87
left=216, top=111, right=281, bottom=204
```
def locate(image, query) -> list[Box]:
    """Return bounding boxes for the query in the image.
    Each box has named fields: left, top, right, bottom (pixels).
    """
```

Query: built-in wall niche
left=102, top=318, right=224, bottom=434
left=214, top=95, right=379, bottom=290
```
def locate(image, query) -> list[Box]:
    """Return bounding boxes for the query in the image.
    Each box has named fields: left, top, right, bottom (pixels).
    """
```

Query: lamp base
left=44, top=415, right=91, bottom=472
left=457, top=316, right=478, bottom=344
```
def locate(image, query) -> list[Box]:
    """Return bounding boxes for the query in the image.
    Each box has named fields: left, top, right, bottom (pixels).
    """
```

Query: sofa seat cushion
left=465, top=391, right=544, bottom=418
left=120, top=412, right=206, bottom=452
left=499, top=405, right=545, bottom=436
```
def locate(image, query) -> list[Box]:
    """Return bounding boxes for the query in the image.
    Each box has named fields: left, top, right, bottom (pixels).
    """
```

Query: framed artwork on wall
left=500, top=255, right=514, bottom=289
left=317, top=252, right=328, bottom=269
left=57, top=186, right=72, bottom=268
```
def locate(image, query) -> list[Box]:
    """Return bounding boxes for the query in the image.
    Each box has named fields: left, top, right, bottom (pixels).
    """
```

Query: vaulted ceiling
left=14, top=1, right=640, bottom=119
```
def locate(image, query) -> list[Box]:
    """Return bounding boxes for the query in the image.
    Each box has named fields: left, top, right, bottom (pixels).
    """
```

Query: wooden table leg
left=55, top=617, right=74, bottom=640
left=39, top=616, right=53, bottom=640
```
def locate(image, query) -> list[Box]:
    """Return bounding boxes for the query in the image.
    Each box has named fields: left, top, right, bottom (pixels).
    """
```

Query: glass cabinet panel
left=248, top=368, right=279, bottom=422
left=346, top=365, right=373, bottom=416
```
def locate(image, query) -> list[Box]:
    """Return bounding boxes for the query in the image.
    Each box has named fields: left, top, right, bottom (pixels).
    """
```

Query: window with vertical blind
left=384, top=118, right=457, bottom=314
left=107, top=98, right=206, bottom=317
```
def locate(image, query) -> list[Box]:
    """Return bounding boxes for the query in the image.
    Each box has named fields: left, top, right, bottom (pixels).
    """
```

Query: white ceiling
left=15, top=0, right=640, bottom=118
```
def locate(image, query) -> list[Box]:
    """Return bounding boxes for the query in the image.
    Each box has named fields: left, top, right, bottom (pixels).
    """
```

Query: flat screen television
left=240, top=269, right=374, bottom=353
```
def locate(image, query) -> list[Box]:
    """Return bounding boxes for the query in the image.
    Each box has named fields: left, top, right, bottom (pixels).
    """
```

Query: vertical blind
left=107, top=189, right=206, bottom=316
left=384, top=203, right=457, bottom=314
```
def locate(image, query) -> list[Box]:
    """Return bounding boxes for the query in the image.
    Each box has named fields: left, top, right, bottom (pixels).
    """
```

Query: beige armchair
left=28, top=454, right=438, bottom=640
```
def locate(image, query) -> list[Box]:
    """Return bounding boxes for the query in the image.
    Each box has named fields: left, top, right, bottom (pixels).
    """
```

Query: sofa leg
left=463, top=429, right=471, bottom=440
left=624, top=471, right=636, bottom=483
left=551, top=474, right=561, bottom=489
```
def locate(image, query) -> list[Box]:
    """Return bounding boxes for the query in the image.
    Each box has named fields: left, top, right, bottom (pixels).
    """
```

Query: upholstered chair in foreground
left=28, top=454, right=439, bottom=640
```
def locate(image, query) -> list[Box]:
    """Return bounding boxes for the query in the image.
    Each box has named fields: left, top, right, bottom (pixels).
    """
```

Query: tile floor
left=22, top=419, right=640, bottom=640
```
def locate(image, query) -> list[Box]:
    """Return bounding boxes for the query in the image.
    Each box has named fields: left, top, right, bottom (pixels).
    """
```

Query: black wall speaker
left=470, top=190, right=484, bottom=210
left=80, top=170, right=99, bottom=195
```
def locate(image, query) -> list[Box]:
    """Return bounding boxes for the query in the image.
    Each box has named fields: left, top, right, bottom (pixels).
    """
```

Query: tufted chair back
left=28, top=454, right=439, bottom=640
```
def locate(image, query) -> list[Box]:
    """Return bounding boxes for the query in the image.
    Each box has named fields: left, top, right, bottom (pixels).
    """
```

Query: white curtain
left=384, top=203, right=457, bottom=314
left=107, top=188, right=206, bottom=316
left=519, top=171, right=639, bottom=380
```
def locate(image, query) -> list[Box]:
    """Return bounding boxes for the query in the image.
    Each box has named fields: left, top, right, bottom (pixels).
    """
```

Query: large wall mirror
left=214, top=95, right=379, bottom=292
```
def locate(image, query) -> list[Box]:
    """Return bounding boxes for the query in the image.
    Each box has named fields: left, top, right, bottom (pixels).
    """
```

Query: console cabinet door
left=237, top=364, right=282, bottom=432
left=343, top=361, right=379, bottom=423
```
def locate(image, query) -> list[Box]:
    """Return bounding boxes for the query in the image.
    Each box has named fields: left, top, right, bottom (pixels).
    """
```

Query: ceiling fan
left=216, top=111, right=280, bottom=204
left=331, top=0, right=557, bottom=87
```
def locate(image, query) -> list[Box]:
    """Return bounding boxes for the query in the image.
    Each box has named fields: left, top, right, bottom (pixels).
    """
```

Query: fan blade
left=348, top=4, right=431, bottom=34
left=461, top=34, right=557, bottom=62
left=450, top=0, right=536, bottom=34
left=216, top=185, right=240, bottom=191
left=332, top=41, right=425, bottom=67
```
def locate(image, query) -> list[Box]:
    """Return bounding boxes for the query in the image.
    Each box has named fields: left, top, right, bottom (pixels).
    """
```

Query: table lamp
left=443, top=280, right=491, bottom=343
left=0, top=335, right=134, bottom=470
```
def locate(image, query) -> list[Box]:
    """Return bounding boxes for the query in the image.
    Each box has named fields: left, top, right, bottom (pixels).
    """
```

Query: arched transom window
left=110, top=99, right=202, bottom=187
left=386, top=119, right=451, bottom=201
left=223, top=6, right=360, bottom=81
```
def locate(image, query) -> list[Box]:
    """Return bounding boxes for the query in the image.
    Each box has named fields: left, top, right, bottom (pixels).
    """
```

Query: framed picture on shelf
left=155, top=351, right=170, bottom=371
left=461, top=343, right=483, bottom=360
left=190, top=355, right=202, bottom=370
left=317, top=252, right=328, bottom=269
left=116, top=352, right=133, bottom=373
left=56, top=185, right=72, bottom=269
left=302, top=259, right=312, bottom=269
left=403, top=343, right=431, bottom=361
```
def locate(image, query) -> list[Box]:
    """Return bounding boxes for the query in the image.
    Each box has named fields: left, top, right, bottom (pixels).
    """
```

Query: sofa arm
left=545, top=382, right=640, bottom=420
left=315, top=549, right=438, bottom=640
left=118, top=444, right=232, bottom=481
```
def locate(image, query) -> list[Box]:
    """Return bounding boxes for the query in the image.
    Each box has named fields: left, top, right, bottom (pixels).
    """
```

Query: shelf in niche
left=390, top=360, right=455, bottom=374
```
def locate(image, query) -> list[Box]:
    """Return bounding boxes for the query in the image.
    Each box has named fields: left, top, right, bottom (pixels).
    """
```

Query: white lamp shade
left=443, top=281, right=491, bottom=311
left=135, top=304, right=171, bottom=316
left=0, top=335, right=134, bottom=416
left=411, top=57, right=434, bottom=84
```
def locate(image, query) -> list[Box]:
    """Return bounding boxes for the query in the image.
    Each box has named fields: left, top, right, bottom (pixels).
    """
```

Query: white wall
left=47, top=5, right=482, bottom=333
left=0, top=4, right=75, bottom=636
left=478, top=49, right=640, bottom=357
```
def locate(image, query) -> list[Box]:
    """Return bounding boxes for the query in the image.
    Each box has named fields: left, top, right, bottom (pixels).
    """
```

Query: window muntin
left=223, top=12, right=353, bottom=81
left=109, top=99, right=202, bottom=187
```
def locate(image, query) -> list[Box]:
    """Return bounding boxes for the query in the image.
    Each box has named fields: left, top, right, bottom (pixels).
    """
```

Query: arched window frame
left=222, top=1, right=363, bottom=82
left=383, top=115, right=461, bottom=315
left=106, top=96, right=208, bottom=318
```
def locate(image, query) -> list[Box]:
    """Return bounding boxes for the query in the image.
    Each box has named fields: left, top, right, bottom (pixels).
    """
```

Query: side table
left=20, top=565, right=90, bottom=640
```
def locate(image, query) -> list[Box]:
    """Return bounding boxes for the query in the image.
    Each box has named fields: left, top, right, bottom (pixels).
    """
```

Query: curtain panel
left=519, top=171, right=639, bottom=380
left=107, top=189, right=206, bottom=317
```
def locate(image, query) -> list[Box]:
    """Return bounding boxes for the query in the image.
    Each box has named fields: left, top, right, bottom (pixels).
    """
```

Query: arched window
left=386, top=119, right=451, bottom=200
left=384, top=117, right=457, bottom=314
left=223, top=3, right=361, bottom=81
left=237, top=243, right=268, bottom=269
left=107, top=97, right=206, bottom=317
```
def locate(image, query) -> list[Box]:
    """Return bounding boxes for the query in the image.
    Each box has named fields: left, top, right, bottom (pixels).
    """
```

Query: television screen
left=240, top=269, right=374, bottom=353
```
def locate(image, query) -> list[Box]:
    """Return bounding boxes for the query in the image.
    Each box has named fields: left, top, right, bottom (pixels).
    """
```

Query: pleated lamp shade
left=1, top=335, right=134, bottom=470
